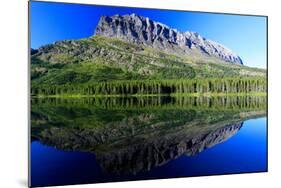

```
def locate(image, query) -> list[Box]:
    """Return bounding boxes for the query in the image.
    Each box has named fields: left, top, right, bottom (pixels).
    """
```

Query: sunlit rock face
left=95, top=14, right=243, bottom=65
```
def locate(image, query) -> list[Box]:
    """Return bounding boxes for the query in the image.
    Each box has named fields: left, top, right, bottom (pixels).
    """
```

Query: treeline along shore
left=31, top=77, right=267, bottom=97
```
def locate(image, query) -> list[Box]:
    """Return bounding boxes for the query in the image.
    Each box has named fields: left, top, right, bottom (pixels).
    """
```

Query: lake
left=30, top=95, right=267, bottom=187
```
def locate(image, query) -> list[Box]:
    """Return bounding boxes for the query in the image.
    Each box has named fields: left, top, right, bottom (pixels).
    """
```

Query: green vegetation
left=32, top=95, right=266, bottom=112
left=31, top=77, right=266, bottom=96
left=31, top=95, right=266, bottom=129
left=31, top=35, right=267, bottom=96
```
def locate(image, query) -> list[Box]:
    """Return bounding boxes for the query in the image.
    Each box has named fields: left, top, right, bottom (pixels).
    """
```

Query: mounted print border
left=28, top=1, right=268, bottom=187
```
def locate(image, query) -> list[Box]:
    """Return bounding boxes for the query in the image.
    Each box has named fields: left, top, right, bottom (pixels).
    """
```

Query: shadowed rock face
left=32, top=119, right=243, bottom=176
left=185, top=122, right=243, bottom=156
left=95, top=122, right=243, bottom=175
left=95, top=14, right=243, bottom=65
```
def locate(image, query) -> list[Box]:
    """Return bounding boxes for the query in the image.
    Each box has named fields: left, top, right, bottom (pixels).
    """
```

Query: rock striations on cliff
left=95, top=13, right=243, bottom=65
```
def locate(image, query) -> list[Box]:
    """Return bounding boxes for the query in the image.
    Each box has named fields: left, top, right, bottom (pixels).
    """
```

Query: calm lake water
left=30, top=96, right=267, bottom=187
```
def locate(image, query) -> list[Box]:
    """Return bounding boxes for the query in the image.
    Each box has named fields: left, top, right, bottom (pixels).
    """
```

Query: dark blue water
left=31, top=117, right=267, bottom=187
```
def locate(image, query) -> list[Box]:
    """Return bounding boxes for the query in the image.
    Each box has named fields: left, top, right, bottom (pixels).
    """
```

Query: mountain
left=95, top=13, right=243, bottom=65
left=30, top=14, right=266, bottom=90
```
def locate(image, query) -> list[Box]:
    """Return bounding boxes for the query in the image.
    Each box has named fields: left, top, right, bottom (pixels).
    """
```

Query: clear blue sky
left=30, top=1, right=267, bottom=68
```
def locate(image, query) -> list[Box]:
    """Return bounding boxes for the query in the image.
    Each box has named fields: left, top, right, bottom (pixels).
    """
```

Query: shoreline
left=31, top=92, right=267, bottom=99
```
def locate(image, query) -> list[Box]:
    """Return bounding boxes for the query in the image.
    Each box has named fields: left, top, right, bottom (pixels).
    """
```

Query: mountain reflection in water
left=31, top=95, right=267, bottom=184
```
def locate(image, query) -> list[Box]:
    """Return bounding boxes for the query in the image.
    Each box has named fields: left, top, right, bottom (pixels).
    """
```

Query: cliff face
left=95, top=14, right=243, bottom=65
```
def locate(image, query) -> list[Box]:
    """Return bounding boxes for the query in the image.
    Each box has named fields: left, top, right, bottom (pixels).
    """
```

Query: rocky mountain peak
left=94, top=14, right=243, bottom=65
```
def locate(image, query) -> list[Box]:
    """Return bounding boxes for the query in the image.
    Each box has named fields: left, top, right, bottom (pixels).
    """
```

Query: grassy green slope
left=31, top=35, right=266, bottom=87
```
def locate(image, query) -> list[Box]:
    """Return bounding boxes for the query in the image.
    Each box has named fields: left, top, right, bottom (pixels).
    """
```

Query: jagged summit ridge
left=95, top=13, right=243, bottom=65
